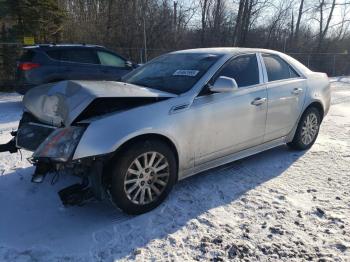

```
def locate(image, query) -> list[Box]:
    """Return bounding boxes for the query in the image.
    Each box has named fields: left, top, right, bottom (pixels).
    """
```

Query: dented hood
left=23, top=80, right=176, bottom=127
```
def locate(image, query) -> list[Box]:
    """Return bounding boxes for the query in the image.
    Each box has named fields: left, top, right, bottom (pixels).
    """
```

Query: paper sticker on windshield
left=173, top=70, right=199, bottom=77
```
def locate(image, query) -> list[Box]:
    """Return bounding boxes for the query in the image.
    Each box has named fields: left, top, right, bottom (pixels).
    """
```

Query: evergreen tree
left=2, top=0, right=66, bottom=43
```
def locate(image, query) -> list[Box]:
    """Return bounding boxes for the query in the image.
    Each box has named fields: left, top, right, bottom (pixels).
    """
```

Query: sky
left=179, top=0, right=350, bottom=36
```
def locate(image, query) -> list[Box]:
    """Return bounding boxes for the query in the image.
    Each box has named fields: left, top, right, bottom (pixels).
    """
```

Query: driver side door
left=192, top=53, right=268, bottom=166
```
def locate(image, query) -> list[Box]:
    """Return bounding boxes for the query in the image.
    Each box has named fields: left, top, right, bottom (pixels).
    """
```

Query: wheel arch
left=106, top=133, right=180, bottom=180
left=304, top=100, right=325, bottom=121
left=286, top=100, right=325, bottom=143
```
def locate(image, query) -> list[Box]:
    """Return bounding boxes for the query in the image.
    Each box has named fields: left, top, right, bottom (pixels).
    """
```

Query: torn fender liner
left=23, top=80, right=176, bottom=127
left=0, top=139, right=17, bottom=153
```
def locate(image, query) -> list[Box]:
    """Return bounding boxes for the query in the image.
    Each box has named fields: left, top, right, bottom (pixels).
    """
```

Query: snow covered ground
left=0, top=80, right=349, bottom=261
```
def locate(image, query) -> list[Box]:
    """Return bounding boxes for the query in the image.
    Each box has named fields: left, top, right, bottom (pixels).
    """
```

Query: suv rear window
left=46, top=48, right=99, bottom=64
left=19, top=50, right=35, bottom=62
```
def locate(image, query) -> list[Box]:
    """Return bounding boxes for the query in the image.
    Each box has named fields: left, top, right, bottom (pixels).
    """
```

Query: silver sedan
left=9, top=48, right=331, bottom=214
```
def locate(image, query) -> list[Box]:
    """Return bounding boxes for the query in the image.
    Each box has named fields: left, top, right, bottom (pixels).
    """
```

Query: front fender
left=73, top=111, right=173, bottom=160
left=72, top=97, right=196, bottom=173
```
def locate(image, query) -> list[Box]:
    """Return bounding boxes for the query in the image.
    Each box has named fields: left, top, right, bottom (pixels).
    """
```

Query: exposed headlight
left=33, top=126, right=85, bottom=162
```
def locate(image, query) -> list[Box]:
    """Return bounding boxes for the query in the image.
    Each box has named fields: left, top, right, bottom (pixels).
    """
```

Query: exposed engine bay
left=0, top=80, right=175, bottom=206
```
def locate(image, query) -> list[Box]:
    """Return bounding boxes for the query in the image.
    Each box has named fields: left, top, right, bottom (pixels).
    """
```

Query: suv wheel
left=287, top=107, right=321, bottom=150
left=109, top=140, right=177, bottom=215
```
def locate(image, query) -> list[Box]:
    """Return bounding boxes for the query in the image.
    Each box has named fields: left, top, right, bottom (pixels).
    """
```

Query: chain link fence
left=1, top=43, right=349, bottom=91
left=288, top=53, right=350, bottom=77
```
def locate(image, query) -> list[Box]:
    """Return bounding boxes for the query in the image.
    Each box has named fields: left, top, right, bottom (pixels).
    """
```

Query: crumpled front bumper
left=0, top=112, right=108, bottom=206
left=16, top=112, right=56, bottom=152
left=0, top=112, right=54, bottom=154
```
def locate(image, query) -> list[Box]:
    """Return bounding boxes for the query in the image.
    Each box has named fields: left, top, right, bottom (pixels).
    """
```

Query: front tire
left=109, top=140, right=177, bottom=215
left=287, top=107, right=321, bottom=150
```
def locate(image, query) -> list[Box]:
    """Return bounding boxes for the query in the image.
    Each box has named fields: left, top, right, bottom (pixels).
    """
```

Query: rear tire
left=109, top=139, right=177, bottom=215
left=287, top=107, right=321, bottom=150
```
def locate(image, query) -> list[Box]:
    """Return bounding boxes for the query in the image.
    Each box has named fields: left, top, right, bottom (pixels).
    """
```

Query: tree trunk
left=233, top=0, right=246, bottom=46
left=317, top=0, right=336, bottom=52
left=294, top=0, right=304, bottom=49
left=201, top=0, right=209, bottom=46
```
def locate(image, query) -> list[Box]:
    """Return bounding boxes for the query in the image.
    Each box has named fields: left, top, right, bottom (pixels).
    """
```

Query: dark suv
left=16, top=44, right=137, bottom=94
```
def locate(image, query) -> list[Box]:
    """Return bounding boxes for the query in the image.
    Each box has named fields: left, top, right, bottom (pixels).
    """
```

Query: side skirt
left=179, top=136, right=286, bottom=180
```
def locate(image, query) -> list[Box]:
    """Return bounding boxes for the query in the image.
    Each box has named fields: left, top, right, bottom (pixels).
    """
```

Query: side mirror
left=125, top=60, right=133, bottom=68
left=209, top=76, right=239, bottom=93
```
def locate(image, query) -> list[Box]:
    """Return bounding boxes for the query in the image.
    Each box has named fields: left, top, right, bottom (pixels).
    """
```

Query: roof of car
left=172, top=47, right=282, bottom=55
left=23, top=44, right=105, bottom=50
left=172, top=47, right=312, bottom=75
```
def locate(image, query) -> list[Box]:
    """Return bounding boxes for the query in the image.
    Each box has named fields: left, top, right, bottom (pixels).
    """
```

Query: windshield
left=122, top=53, right=222, bottom=94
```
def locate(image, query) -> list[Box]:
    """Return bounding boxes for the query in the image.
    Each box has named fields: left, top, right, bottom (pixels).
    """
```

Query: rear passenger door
left=96, top=51, right=133, bottom=80
left=260, top=53, right=307, bottom=141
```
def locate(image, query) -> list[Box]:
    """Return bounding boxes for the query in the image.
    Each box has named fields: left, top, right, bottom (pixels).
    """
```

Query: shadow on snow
left=0, top=145, right=305, bottom=261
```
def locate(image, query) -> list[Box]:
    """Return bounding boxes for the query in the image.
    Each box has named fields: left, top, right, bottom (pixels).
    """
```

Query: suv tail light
left=18, top=62, right=40, bottom=71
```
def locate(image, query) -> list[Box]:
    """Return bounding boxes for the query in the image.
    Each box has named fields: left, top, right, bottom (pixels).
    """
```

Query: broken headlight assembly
left=33, top=126, right=86, bottom=162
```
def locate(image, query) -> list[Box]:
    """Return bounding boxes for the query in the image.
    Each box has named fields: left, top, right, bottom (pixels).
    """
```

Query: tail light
left=18, top=62, right=40, bottom=71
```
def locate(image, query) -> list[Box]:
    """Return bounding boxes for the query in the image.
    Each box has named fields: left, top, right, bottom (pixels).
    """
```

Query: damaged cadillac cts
left=0, top=48, right=331, bottom=214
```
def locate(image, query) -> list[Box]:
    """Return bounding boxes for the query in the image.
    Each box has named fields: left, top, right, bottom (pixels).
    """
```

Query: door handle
left=292, top=87, right=303, bottom=95
left=251, top=97, right=267, bottom=106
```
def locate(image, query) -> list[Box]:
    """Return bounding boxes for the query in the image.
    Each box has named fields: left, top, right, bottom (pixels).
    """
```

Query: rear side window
left=214, top=54, right=260, bottom=87
left=97, top=51, right=126, bottom=67
left=46, top=50, right=61, bottom=60
left=19, top=50, right=35, bottom=62
left=46, top=48, right=99, bottom=64
left=262, top=54, right=300, bottom=81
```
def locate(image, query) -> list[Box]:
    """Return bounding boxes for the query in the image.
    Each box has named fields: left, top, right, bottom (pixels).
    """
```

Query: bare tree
left=233, top=0, right=268, bottom=46
left=293, top=0, right=305, bottom=48
left=199, top=0, right=213, bottom=45
left=314, top=0, right=337, bottom=51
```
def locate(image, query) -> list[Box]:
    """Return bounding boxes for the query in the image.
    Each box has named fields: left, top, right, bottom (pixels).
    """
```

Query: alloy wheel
left=301, top=112, right=319, bottom=145
left=124, top=151, right=170, bottom=205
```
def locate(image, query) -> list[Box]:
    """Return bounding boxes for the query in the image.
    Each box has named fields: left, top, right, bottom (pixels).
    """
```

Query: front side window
left=97, top=51, right=126, bottom=67
left=122, top=53, right=222, bottom=94
left=262, top=54, right=300, bottom=82
left=212, top=54, right=260, bottom=87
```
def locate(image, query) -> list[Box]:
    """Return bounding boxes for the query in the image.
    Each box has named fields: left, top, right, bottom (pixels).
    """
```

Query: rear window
left=46, top=48, right=99, bottom=64
left=46, top=50, right=61, bottom=60
left=19, top=50, right=35, bottom=62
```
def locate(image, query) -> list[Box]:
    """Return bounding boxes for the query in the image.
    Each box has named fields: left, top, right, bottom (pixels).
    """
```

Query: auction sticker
left=173, top=70, right=199, bottom=77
